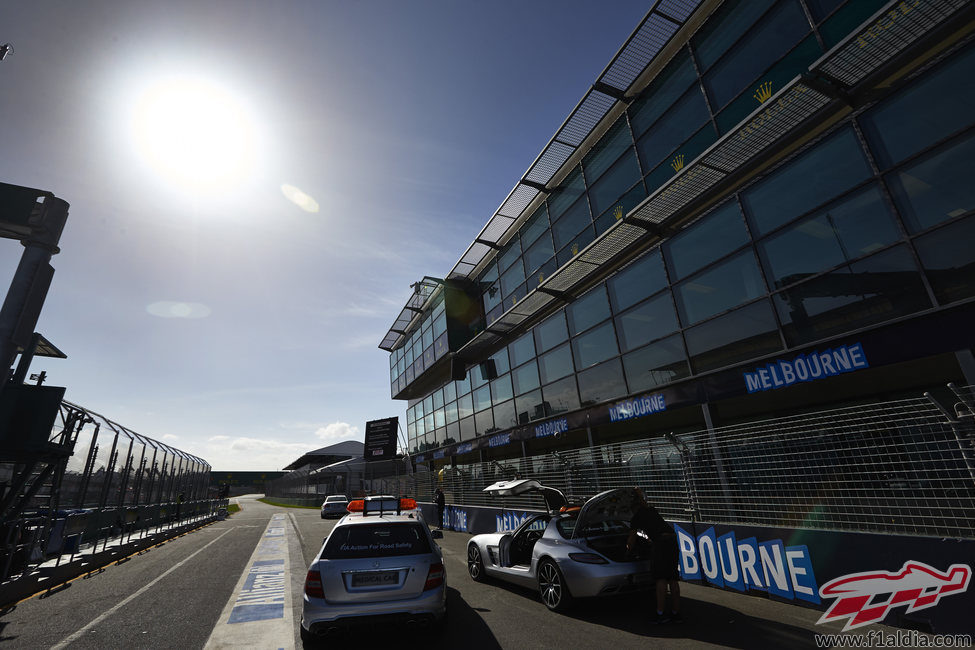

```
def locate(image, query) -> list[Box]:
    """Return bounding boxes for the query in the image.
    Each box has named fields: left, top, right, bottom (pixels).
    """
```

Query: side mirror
left=431, top=529, right=443, bottom=539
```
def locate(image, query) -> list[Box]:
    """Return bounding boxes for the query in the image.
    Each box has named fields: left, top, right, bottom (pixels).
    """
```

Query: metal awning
left=378, top=277, right=443, bottom=351
left=379, top=0, right=706, bottom=351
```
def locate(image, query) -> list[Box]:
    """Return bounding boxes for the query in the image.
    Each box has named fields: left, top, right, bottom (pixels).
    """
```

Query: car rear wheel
left=467, top=544, right=485, bottom=582
left=538, top=560, right=573, bottom=612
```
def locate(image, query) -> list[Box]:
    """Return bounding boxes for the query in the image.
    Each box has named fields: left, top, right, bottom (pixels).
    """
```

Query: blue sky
left=1, top=0, right=651, bottom=470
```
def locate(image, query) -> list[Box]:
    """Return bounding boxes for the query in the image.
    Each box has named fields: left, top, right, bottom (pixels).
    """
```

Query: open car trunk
left=585, top=533, right=651, bottom=562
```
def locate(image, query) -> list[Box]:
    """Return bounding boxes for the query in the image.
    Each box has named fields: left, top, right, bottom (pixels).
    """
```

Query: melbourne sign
left=363, top=417, right=398, bottom=461
left=744, top=343, right=868, bottom=393
left=608, top=392, right=666, bottom=423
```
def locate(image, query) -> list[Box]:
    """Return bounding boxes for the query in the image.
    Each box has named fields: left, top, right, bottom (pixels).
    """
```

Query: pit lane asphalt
left=0, top=495, right=907, bottom=649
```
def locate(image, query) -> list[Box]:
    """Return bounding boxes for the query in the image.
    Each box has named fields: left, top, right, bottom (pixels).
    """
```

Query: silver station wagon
left=466, top=480, right=654, bottom=612
left=301, top=497, right=446, bottom=641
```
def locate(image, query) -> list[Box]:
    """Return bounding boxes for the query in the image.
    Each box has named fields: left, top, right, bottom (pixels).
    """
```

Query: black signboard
left=364, top=417, right=398, bottom=461
left=0, top=182, right=47, bottom=240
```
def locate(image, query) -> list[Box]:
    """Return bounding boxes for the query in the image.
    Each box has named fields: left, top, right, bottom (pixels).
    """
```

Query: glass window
left=774, top=246, right=931, bottom=346
left=498, top=236, right=522, bottom=273
left=423, top=395, right=433, bottom=415
left=577, top=359, right=627, bottom=406
left=473, top=384, right=492, bottom=412
left=523, top=232, right=555, bottom=277
left=534, top=311, right=568, bottom=354
left=538, top=343, right=574, bottom=384
left=500, top=257, right=526, bottom=297
left=703, top=0, right=810, bottom=109
left=459, top=416, right=475, bottom=441
left=445, top=401, right=458, bottom=424
left=490, top=348, right=510, bottom=376
left=684, top=300, right=782, bottom=372
left=548, top=166, right=586, bottom=220
left=455, top=373, right=471, bottom=397
left=446, top=422, right=459, bottom=443
left=665, top=200, right=749, bottom=281
left=588, top=151, right=642, bottom=217
left=520, top=205, right=550, bottom=249
left=480, top=263, right=502, bottom=312
left=492, top=399, right=517, bottom=432
left=509, top=331, right=535, bottom=368
left=616, top=292, right=679, bottom=353
left=475, top=409, right=494, bottom=435
left=434, top=408, right=445, bottom=428
left=759, top=186, right=900, bottom=288
left=443, top=381, right=456, bottom=403
left=861, top=46, right=975, bottom=168
left=629, top=50, right=697, bottom=137
left=457, top=393, right=474, bottom=419
left=566, top=286, right=611, bottom=336
left=542, top=376, right=581, bottom=416
left=490, top=375, right=513, bottom=404
left=583, top=116, right=634, bottom=182
left=742, top=127, right=872, bottom=236
left=805, top=0, right=844, bottom=22
left=886, top=131, right=975, bottom=233
left=608, top=250, right=668, bottom=312
left=594, top=182, right=648, bottom=235
left=915, top=216, right=975, bottom=305
left=691, top=0, right=776, bottom=71
left=623, top=334, right=690, bottom=393
left=556, top=226, right=596, bottom=267
left=422, top=327, right=433, bottom=349
left=512, top=360, right=540, bottom=396
left=432, top=388, right=443, bottom=410
left=635, top=87, right=711, bottom=175
left=424, top=413, right=434, bottom=434
left=552, top=196, right=593, bottom=250
left=675, top=251, right=766, bottom=325
left=572, top=321, right=620, bottom=370
left=515, top=389, right=544, bottom=424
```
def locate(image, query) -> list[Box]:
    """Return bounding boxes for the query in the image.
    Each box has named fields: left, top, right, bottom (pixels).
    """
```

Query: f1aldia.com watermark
left=815, top=630, right=973, bottom=648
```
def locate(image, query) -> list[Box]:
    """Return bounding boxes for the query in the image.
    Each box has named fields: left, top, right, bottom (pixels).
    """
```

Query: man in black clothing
left=627, top=488, right=681, bottom=624
left=434, top=488, right=446, bottom=530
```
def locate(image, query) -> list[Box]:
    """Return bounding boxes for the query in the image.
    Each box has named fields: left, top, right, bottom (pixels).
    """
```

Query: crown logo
left=512, top=296, right=518, bottom=307
left=614, top=205, right=623, bottom=221
left=754, top=81, right=773, bottom=104
left=671, top=154, right=685, bottom=173
left=571, top=243, right=579, bottom=256
left=538, top=272, right=545, bottom=284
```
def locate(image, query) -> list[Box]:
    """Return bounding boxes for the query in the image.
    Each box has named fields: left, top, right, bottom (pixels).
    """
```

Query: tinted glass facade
left=387, top=2, right=975, bottom=458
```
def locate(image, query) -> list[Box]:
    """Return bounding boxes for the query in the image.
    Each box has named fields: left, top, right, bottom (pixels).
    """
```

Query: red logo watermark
left=818, top=561, right=971, bottom=631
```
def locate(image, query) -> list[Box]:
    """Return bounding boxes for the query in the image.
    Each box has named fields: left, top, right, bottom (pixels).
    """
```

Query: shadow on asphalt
left=301, top=587, right=501, bottom=649
left=467, top=576, right=820, bottom=648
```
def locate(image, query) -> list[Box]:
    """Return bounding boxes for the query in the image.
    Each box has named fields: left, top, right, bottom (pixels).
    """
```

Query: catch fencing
left=1, top=400, right=221, bottom=590
left=300, top=384, right=975, bottom=540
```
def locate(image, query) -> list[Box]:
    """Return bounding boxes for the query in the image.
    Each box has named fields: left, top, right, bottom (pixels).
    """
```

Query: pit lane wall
left=420, top=503, right=975, bottom=636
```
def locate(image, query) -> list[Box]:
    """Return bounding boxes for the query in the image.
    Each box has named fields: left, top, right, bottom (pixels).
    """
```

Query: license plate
left=351, top=571, right=398, bottom=587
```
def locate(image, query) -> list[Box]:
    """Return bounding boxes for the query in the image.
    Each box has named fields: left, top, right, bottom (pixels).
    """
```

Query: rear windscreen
left=322, top=523, right=431, bottom=559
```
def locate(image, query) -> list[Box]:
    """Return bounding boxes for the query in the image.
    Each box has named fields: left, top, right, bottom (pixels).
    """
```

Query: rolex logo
left=671, top=154, right=685, bottom=173
left=538, top=272, right=545, bottom=284
left=572, top=243, right=579, bottom=256
left=754, top=81, right=773, bottom=104
left=614, top=205, right=623, bottom=221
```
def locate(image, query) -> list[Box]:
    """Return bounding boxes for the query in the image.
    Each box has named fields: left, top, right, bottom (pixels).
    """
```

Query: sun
left=129, top=75, right=258, bottom=192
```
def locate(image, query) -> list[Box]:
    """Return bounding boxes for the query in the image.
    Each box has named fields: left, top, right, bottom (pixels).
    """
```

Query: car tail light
left=305, top=569, right=325, bottom=598
left=424, top=562, right=444, bottom=590
left=569, top=553, right=608, bottom=565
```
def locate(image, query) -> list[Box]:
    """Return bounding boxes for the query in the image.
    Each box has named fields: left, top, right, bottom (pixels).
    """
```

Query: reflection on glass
left=515, top=389, right=544, bottom=424
left=571, top=321, right=619, bottom=370
left=915, top=216, right=975, bottom=305
left=534, top=311, right=568, bottom=354
left=538, top=343, right=574, bottom=384
left=608, top=250, right=668, bottom=312
left=577, top=359, right=627, bottom=407
left=566, top=286, right=611, bottom=336
left=685, top=300, right=782, bottom=372
left=616, top=292, right=679, bottom=353
left=542, top=375, right=581, bottom=416
left=623, top=334, right=690, bottom=393
left=666, top=200, right=749, bottom=281
left=675, top=250, right=765, bottom=325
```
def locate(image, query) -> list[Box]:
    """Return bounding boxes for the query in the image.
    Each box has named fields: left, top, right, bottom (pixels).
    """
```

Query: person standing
left=627, top=488, right=681, bottom=624
left=434, top=488, right=446, bottom=530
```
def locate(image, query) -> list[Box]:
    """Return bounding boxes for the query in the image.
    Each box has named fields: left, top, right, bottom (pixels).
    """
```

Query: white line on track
left=51, top=527, right=235, bottom=650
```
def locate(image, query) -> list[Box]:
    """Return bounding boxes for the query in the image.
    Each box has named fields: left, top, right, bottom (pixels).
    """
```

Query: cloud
left=162, top=434, right=179, bottom=441
left=208, top=435, right=231, bottom=442
left=315, top=422, right=361, bottom=444
left=229, top=437, right=310, bottom=453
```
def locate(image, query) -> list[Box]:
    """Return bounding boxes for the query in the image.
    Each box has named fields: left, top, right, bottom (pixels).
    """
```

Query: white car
left=320, top=495, right=349, bottom=519
left=301, top=497, right=446, bottom=641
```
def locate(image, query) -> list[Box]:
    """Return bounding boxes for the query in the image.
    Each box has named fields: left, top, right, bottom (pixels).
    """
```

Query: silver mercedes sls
left=466, top=479, right=654, bottom=612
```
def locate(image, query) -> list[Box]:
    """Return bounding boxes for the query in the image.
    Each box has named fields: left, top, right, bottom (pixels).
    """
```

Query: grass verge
left=226, top=503, right=241, bottom=515
left=257, top=497, right=319, bottom=509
